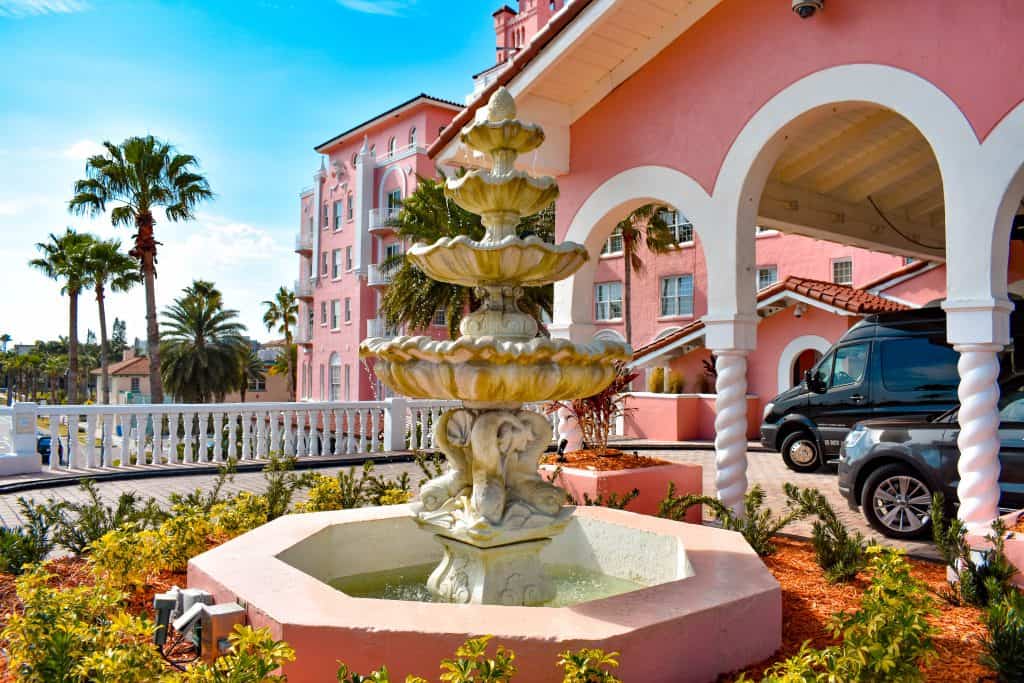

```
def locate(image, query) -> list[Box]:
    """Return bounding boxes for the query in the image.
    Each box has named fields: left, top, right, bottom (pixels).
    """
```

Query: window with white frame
left=832, top=258, right=853, bottom=285
left=388, top=137, right=397, bottom=157
left=321, top=204, right=328, bottom=230
left=384, top=242, right=402, bottom=262
left=601, top=227, right=624, bottom=255
left=344, top=365, right=351, bottom=401
left=408, top=127, right=417, bottom=147
left=333, top=201, right=343, bottom=229
left=320, top=300, right=327, bottom=326
left=660, top=275, right=694, bottom=317
left=432, top=308, right=446, bottom=326
left=331, top=249, right=341, bottom=279
left=660, top=210, right=693, bottom=244
left=386, top=188, right=401, bottom=211
left=130, top=377, right=141, bottom=393
left=331, top=299, right=341, bottom=329
left=594, top=282, right=623, bottom=320
left=346, top=194, right=354, bottom=220
left=320, top=251, right=328, bottom=276
left=329, top=353, right=341, bottom=401
left=344, top=297, right=351, bottom=323
left=345, top=246, right=353, bottom=270
left=319, top=364, right=324, bottom=400
left=757, top=266, right=779, bottom=290
left=247, top=375, right=266, bottom=392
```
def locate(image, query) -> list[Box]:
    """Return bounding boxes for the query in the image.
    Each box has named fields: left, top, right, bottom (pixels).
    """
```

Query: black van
left=761, top=307, right=964, bottom=472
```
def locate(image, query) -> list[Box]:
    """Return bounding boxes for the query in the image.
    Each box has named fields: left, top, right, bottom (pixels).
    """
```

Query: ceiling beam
left=840, top=147, right=937, bottom=201
left=873, top=170, right=943, bottom=210
left=810, top=126, right=923, bottom=195
left=774, top=111, right=896, bottom=184
left=758, top=180, right=945, bottom=260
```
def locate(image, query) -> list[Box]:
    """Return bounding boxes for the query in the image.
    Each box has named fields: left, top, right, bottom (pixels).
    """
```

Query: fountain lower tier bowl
left=407, top=236, right=588, bottom=288
left=359, top=336, right=631, bottom=404
left=445, top=170, right=558, bottom=218
left=188, top=505, right=781, bottom=683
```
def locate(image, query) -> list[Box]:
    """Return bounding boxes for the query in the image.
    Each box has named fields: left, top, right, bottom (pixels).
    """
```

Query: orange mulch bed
left=722, top=537, right=994, bottom=682
left=541, top=448, right=669, bottom=471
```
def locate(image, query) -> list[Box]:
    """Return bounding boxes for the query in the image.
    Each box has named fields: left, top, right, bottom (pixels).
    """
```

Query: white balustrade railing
left=294, top=231, right=313, bottom=252
left=0, top=397, right=562, bottom=476
left=294, top=278, right=314, bottom=298
left=369, top=207, right=401, bottom=230
left=367, top=263, right=393, bottom=287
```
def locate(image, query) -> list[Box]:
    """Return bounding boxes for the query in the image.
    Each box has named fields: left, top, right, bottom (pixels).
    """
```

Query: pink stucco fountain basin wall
left=188, top=505, right=781, bottom=682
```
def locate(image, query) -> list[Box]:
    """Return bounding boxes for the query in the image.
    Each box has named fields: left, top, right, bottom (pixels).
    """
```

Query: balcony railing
left=369, top=207, right=401, bottom=232
left=366, top=318, right=400, bottom=339
left=294, top=279, right=314, bottom=299
left=294, top=327, right=313, bottom=345
left=367, top=263, right=393, bottom=287
left=294, top=232, right=313, bottom=253
left=0, top=398, right=557, bottom=476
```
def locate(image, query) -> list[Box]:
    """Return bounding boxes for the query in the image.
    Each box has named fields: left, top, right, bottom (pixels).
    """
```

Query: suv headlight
left=762, top=402, right=775, bottom=421
left=844, top=425, right=867, bottom=451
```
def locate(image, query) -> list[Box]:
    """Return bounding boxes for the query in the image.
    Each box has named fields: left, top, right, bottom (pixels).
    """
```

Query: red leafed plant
left=547, top=363, right=639, bottom=455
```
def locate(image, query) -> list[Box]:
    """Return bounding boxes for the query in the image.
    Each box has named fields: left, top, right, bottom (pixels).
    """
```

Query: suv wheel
left=780, top=431, right=821, bottom=473
left=861, top=464, right=933, bottom=539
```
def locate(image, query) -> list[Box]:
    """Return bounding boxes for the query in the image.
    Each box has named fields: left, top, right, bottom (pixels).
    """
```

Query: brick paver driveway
left=0, top=448, right=940, bottom=560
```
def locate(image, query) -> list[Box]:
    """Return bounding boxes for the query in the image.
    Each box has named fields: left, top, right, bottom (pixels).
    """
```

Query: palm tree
left=379, top=174, right=554, bottom=339
left=30, top=229, right=93, bottom=403
left=612, top=205, right=678, bottom=345
left=68, top=135, right=213, bottom=405
left=159, top=281, right=247, bottom=403
left=0, top=334, right=10, bottom=353
left=84, top=238, right=141, bottom=404
left=42, top=354, right=66, bottom=404
left=262, top=287, right=298, bottom=395
left=269, top=343, right=297, bottom=397
left=237, top=348, right=266, bottom=403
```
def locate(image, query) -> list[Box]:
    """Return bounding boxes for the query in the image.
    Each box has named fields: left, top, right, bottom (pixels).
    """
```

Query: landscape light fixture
left=792, top=0, right=823, bottom=19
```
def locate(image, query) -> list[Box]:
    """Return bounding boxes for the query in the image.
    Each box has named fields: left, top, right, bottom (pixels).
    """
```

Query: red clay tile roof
left=858, top=259, right=934, bottom=291
left=427, top=0, right=597, bottom=160
left=632, top=275, right=909, bottom=360
left=90, top=356, right=149, bottom=376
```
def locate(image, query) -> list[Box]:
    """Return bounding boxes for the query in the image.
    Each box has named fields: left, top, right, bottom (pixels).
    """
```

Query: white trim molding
left=776, top=335, right=832, bottom=395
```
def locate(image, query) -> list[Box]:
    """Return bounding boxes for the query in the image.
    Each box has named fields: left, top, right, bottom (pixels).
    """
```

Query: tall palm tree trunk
left=136, top=216, right=163, bottom=404
left=623, top=242, right=633, bottom=346
left=68, top=290, right=80, bottom=404
left=284, top=323, right=295, bottom=399
left=97, top=283, right=111, bottom=405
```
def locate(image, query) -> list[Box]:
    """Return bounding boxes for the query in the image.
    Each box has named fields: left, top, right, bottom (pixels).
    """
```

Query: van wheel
left=861, top=464, right=933, bottom=539
left=780, top=431, right=821, bottom=473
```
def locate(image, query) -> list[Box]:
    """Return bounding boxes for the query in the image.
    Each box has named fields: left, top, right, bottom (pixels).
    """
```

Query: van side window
left=880, top=338, right=959, bottom=392
left=811, top=352, right=834, bottom=388
left=831, top=343, right=869, bottom=388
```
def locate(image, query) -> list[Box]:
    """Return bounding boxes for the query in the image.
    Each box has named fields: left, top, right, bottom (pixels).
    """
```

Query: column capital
left=942, top=297, right=1013, bottom=347
left=703, top=314, right=757, bottom=353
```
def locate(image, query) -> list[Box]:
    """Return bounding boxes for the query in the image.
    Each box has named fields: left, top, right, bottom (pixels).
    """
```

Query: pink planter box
left=623, top=393, right=761, bottom=441
left=964, top=510, right=1024, bottom=589
left=540, top=461, right=702, bottom=521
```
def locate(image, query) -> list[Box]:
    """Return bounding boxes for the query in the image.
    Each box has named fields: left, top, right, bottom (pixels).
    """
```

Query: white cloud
left=335, top=0, right=414, bottom=16
left=62, top=139, right=104, bottom=160
left=0, top=0, right=89, bottom=17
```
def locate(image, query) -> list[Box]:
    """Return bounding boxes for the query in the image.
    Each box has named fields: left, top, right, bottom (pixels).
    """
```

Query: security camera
left=792, top=0, right=823, bottom=19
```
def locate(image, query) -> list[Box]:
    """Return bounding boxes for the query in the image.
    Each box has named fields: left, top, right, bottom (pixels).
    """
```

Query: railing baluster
left=67, top=412, right=80, bottom=469
left=226, top=412, right=238, bottom=461
left=151, top=413, right=163, bottom=464
left=84, top=413, right=96, bottom=469
left=166, top=413, right=179, bottom=465
left=101, top=413, right=114, bottom=468
left=116, top=413, right=130, bottom=467
left=417, top=409, right=428, bottom=450
left=48, top=415, right=60, bottom=471
left=182, top=412, right=194, bottom=464
left=359, top=410, right=369, bottom=453
left=332, top=409, right=343, bottom=456
left=213, top=412, right=224, bottom=462
left=307, top=410, right=319, bottom=457
left=240, top=412, right=252, bottom=460
left=370, top=408, right=380, bottom=452
left=283, top=411, right=295, bottom=457
left=268, top=410, right=280, bottom=458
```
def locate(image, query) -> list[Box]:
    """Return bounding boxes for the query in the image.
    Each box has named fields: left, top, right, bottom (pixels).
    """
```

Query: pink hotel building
left=295, top=0, right=915, bottom=404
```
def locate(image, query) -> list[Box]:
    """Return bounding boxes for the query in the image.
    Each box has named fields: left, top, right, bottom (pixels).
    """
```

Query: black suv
left=761, top=308, right=961, bottom=473
left=838, top=375, right=1024, bottom=538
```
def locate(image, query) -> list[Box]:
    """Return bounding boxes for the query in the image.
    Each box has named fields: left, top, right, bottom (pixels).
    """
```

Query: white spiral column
left=714, top=350, right=750, bottom=517
left=954, top=345, right=1002, bottom=533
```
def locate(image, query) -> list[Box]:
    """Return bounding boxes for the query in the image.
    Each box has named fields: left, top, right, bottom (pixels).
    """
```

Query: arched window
left=408, top=127, right=417, bottom=148
left=329, top=353, right=341, bottom=401
left=351, top=152, right=358, bottom=167
left=388, top=137, right=397, bottom=157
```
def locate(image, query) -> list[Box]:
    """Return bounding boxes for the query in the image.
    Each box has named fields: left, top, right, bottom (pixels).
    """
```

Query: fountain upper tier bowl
left=459, top=117, right=545, bottom=157
left=445, top=170, right=558, bottom=219
left=359, top=336, right=631, bottom=404
left=407, top=236, right=588, bottom=288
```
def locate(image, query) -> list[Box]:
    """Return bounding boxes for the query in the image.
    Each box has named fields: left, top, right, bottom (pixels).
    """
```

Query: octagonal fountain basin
left=188, top=505, right=781, bottom=683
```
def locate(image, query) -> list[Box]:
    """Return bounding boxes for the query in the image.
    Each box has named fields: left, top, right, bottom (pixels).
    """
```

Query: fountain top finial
left=485, top=87, right=517, bottom=123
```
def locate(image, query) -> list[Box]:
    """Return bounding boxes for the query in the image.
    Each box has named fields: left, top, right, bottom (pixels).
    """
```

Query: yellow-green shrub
left=87, top=525, right=162, bottom=590
left=296, top=474, right=345, bottom=512
left=646, top=367, right=665, bottom=393
left=2, top=568, right=171, bottom=683
left=210, top=491, right=270, bottom=539
left=181, top=625, right=295, bottom=682
left=157, top=511, right=214, bottom=571
left=666, top=371, right=685, bottom=395
left=378, top=487, right=413, bottom=506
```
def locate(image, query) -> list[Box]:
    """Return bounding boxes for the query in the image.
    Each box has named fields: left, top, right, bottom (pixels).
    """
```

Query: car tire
left=780, top=430, right=822, bottom=473
left=861, top=464, right=933, bottom=539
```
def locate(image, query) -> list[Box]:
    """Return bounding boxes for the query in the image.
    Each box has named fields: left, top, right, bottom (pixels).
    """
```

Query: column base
left=427, top=534, right=555, bottom=606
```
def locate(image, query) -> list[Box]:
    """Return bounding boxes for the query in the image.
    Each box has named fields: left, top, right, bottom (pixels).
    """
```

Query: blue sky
left=0, top=0, right=493, bottom=344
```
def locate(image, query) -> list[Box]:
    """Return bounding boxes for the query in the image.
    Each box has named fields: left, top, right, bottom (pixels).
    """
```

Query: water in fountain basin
left=330, top=563, right=645, bottom=607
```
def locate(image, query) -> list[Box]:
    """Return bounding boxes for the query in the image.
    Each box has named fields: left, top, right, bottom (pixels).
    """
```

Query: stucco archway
left=776, top=335, right=832, bottom=395
left=377, top=165, right=408, bottom=209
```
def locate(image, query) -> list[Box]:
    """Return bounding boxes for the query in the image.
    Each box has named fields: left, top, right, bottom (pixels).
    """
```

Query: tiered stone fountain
left=189, top=88, right=782, bottom=682
left=360, top=87, right=631, bottom=605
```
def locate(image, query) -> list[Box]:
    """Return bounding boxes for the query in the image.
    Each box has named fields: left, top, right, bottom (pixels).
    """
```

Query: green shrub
left=0, top=498, right=54, bottom=575
left=156, top=511, right=214, bottom=571
left=262, top=456, right=317, bottom=520
left=785, top=484, right=868, bottom=583
left=415, top=451, right=447, bottom=486
left=1, top=567, right=169, bottom=683
left=646, top=367, right=665, bottom=393
left=209, top=491, right=270, bottom=539
left=87, top=525, right=162, bottom=590
left=47, top=479, right=164, bottom=555
left=751, top=547, right=937, bottom=682
left=168, top=461, right=237, bottom=514
left=297, top=463, right=414, bottom=512
left=931, top=493, right=1017, bottom=606
left=181, top=625, right=295, bottom=682
left=557, top=649, right=621, bottom=683
left=981, top=589, right=1024, bottom=682
left=659, top=482, right=805, bottom=556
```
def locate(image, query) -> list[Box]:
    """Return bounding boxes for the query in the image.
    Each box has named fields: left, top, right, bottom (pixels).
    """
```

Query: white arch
left=776, top=335, right=832, bottom=395
left=711, top=65, right=983, bottom=322
left=593, top=328, right=627, bottom=344
left=553, top=166, right=712, bottom=342
left=377, top=165, right=408, bottom=210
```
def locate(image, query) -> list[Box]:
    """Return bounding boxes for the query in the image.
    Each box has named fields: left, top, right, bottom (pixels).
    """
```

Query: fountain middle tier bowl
left=407, top=236, right=588, bottom=288
left=360, top=335, right=631, bottom=404
left=460, top=118, right=546, bottom=157
left=445, top=170, right=558, bottom=218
